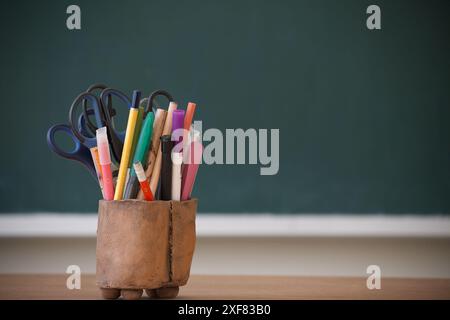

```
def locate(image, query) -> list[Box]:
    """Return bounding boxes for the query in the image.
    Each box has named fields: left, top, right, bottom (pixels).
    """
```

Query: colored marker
left=181, top=130, right=203, bottom=201
left=114, top=90, right=141, bottom=200
left=96, top=127, right=114, bottom=200
left=181, top=129, right=195, bottom=189
left=133, top=161, right=153, bottom=201
left=184, top=102, right=196, bottom=133
left=160, top=135, right=174, bottom=201
left=172, top=109, right=185, bottom=148
left=171, top=152, right=182, bottom=201
left=89, top=147, right=105, bottom=198
left=183, top=102, right=196, bottom=161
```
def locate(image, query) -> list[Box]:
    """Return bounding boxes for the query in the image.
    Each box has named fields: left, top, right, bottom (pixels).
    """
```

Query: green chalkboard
left=0, top=0, right=449, bottom=213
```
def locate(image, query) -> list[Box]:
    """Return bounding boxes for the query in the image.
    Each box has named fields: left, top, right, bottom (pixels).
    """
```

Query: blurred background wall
left=0, top=0, right=449, bottom=278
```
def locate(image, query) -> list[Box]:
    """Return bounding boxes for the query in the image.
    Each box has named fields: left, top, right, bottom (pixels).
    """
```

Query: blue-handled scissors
left=46, top=124, right=97, bottom=179
left=77, top=108, right=95, bottom=138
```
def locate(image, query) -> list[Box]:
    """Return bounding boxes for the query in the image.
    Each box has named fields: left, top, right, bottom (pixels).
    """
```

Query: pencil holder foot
left=96, top=199, right=197, bottom=300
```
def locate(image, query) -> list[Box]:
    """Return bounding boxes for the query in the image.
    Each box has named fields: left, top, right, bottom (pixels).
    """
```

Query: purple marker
left=171, top=109, right=185, bottom=148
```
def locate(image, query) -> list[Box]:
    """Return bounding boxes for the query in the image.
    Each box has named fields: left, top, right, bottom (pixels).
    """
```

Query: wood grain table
left=0, top=274, right=449, bottom=300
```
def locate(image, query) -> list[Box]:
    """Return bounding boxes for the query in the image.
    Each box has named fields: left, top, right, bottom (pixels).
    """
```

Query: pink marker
left=181, top=130, right=203, bottom=201
left=96, top=127, right=114, bottom=200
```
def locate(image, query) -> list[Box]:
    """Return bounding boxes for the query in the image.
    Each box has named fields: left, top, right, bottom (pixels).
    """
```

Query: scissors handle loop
left=69, top=92, right=104, bottom=147
left=145, top=90, right=174, bottom=114
left=82, top=83, right=110, bottom=134
left=46, top=124, right=97, bottom=179
left=99, top=88, right=131, bottom=124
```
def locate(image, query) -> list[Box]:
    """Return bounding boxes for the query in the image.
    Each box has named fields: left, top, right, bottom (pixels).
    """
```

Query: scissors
left=46, top=84, right=107, bottom=179
left=46, top=84, right=129, bottom=179
left=78, top=87, right=167, bottom=161
left=47, top=123, right=97, bottom=179
left=67, top=87, right=131, bottom=161
left=47, top=85, right=174, bottom=180
left=81, top=83, right=112, bottom=136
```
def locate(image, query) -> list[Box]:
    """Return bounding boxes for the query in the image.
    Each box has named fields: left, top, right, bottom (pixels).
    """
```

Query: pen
left=123, top=100, right=145, bottom=191
left=133, top=161, right=154, bottom=201
left=114, top=90, right=141, bottom=200
left=96, top=127, right=114, bottom=200
left=160, top=135, right=174, bottom=201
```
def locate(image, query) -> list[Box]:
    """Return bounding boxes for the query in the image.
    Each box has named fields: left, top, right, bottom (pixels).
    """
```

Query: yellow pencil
left=114, top=90, right=141, bottom=200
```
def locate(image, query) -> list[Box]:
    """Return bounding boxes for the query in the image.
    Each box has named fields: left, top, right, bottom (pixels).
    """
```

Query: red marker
left=96, top=127, right=114, bottom=200
left=181, top=130, right=203, bottom=201
left=133, top=161, right=154, bottom=201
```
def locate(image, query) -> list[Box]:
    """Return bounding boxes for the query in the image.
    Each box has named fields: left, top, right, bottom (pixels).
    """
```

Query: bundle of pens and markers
left=97, top=90, right=202, bottom=202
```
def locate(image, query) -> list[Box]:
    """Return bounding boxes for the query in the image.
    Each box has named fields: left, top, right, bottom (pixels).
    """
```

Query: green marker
left=123, top=110, right=155, bottom=199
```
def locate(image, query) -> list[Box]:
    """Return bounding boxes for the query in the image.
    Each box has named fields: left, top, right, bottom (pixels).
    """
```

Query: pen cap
left=133, top=161, right=147, bottom=182
left=161, top=135, right=174, bottom=154
left=96, top=126, right=111, bottom=165
left=172, top=110, right=185, bottom=130
left=172, top=109, right=185, bottom=145
left=131, top=90, right=142, bottom=108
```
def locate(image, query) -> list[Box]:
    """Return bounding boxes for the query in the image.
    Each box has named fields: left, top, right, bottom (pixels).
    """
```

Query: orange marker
left=133, top=161, right=154, bottom=201
left=184, top=102, right=196, bottom=133
left=183, top=102, right=197, bottom=163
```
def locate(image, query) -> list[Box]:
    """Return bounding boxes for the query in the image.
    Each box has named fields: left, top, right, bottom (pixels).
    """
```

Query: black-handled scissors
left=46, top=84, right=128, bottom=178
left=145, top=89, right=174, bottom=114
left=68, top=88, right=131, bottom=162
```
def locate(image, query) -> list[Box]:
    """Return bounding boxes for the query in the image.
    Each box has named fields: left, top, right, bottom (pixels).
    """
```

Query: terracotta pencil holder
left=96, top=199, right=197, bottom=300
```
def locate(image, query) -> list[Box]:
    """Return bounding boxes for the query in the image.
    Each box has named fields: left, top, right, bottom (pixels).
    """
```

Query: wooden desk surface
left=0, top=275, right=449, bottom=300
